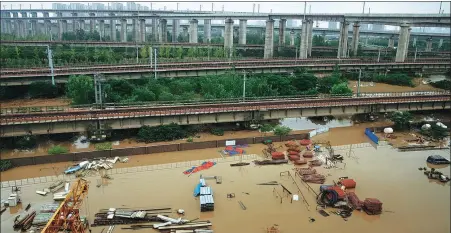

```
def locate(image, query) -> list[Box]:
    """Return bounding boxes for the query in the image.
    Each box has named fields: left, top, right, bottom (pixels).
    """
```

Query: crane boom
left=41, top=178, right=89, bottom=233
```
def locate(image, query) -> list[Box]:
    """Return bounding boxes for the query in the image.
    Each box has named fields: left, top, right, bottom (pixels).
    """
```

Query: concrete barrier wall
left=3, top=133, right=309, bottom=168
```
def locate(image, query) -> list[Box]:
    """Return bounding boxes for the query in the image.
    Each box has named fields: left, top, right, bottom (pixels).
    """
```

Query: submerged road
left=1, top=92, right=450, bottom=125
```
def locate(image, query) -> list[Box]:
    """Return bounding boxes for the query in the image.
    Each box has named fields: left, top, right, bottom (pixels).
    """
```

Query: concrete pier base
left=307, top=20, right=314, bottom=57
left=224, top=18, right=234, bottom=58
left=140, top=19, right=146, bottom=42
left=204, top=19, right=211, bottom=43
left=278, top=19, right=286, bottom=48
left=239, top=19, right=247, bottom=45
left=172, top=19, right=179, bottom=42
left=290, top=30, right=295, bottom=46
left=189, top=19, right=198, bottom=43
left=264, top=19, right=275, bottom=59
left=351, top=22, right=360, bottom=56
left=395, top=23, right=410, bottom=62
left=299, top=20, right=308, bottom=59
left=120, top=19, right=127, bottom=42
left=426, top=38, right=433, bottom=52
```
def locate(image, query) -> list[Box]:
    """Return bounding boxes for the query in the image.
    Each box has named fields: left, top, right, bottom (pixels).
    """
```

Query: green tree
left=176, top=47, right=183, bottom=59
left=390, top=111, right=413, bottom=130
left=48, top=145, right=69, bottom=155
left=331, top=83, right=353, bottom=95
left=273, top=125, right=292, bottom=136
left=131, top=87, right=156, bottom=102
left=318, top=75, right=343, bottom=93
left=66, top=75, right=95, bottom=104
left=140, top=45, right=148, bottom=58
left=260, top=124, right=275, bottom=133
left=137, top=123, right=187, bottom=142
left=28, top=81, right=59, bottom=98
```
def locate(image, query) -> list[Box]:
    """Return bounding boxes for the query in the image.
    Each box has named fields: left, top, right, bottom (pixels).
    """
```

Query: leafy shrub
left=390, top=111, right=413, bottom=130
left=29, top=81, right=59, bottom=98
left=429, top=80, right=451, bottom=90
left=331, top=83, right=353, bottom=95
left=94, top=142, right=112, bottom=151
left=210, top=128, right=225, bottom=136
left=273, top=126, right=292, bottom=136
left=15, top=135, right=37, bottom=150
left=421, top=123, right=449, bottom=140
left=187, top=137, right=194, bottom=143
left=48, top=145, right=69, bottom=155
left=137, top=123, right=187, bottom=142
left=260, top=124, right=275, bottom=133
left=0, top=160, right=13, bottom=172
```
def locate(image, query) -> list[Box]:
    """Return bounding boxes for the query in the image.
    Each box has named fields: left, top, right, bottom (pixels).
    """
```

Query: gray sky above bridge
left=2, top=1, right=450, bottom=14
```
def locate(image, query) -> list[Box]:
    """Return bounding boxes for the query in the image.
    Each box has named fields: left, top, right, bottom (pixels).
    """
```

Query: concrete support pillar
left=337, top=21, right=349, bottom=58
left=404, top=27, right=411, bottom=57
left=426, top=38, right=432, bottom=52
left=224, top=18, right=234, bottom=57
left=189, top=19, right=198, bottom=43
left=152, top=19, right=158, bottom=42
left=264, top=19, right=275, bottom=59
left=1, top=12, right=8, bottom=34
left=204, top=19, right=211, bottom=43
left=71, top=13, right=78, bottom=32
left=30, top=12, right=38, bottom=36
left=120, top=19, right=127, bottom=42
left=290, top=30, right=295, bottom=46
left=351, top=22, right=360, bottom=57
left=233, top=28, right=239, bottom=40
left=12, top=12, right=19, bottom=37
left=299, top=20, right=308, bottom=59
left=238, top=19, right=247, bottom=45
left=20, top=12, right=28, bottom=38
left=140, top=19, right=146, bottom=42
left=279, top=19, right=286, bottom=47
left=439, top=39, right=443, bottom=48
left=159, top=19, right=167, bottom=43
left=4, top=12, right=12, bottom=34
left=43, top=12, right=51, bottom=36
left=307, top=19, right=314, bottom=57
left=110, top=14, right=116, bottom=41
left=99, top=20, right=105, bottom=40
left=172, top=19, right=179, bottom=42
left=89, top=13, right=95, bottom=32
left=132, top=17, right=139, bottom=42
left=413, top=37, right=417, bottom=47
left=57, top=12, right=63, bottom=40
left=79, top=20, right=85, bottom=31
left=395, top=23, right=409, bottom=62
left=388, top=35, right=394, bottom=48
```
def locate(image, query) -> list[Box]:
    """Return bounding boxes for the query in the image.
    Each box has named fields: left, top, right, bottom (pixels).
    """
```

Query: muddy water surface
left=1, top=146, right=449, bottom=233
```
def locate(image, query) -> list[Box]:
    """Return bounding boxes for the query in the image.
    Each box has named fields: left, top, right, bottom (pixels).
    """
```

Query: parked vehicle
left=426, top=155, right=450, bottom=165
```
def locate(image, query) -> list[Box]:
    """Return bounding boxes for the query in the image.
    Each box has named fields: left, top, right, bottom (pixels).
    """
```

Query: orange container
left=288, top=151, right=300, bottom=155
left=340, top=179, right=356, bottom=189
left=271, top=152, right=284, bottom=157
left=288, top=155, right=301, bottom=161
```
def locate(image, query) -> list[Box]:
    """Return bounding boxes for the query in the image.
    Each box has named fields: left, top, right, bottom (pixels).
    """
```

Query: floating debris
left=253, top=160, right=288, bottom=165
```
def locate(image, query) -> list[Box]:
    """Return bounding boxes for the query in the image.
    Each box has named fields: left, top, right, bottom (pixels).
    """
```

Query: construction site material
left=295, top=167, right=317, bottom=176
left=271, top=151, right=285, bottom=160
left=158, top=222, right=212, bottom=230
left=301, top=174, right=326, bottom=184
left=215, top=176, right=222, bottom=184
left=254, top=160, right=288, bottom=165
left=40, top=203, right=60, bottom=213
left=302, top=150, right=314, bottom=158
left=347, top=192, right=363, bottom=210
left=300, top=139, right=312, bottom=145
left=288, top=155, right=301, bottom=161
left=93, top=213, right=162, bottom=226
left=36, top=190, right=48, bottom=196
left=309, top=159, right=323, bottom=166
left=318, top=209, right=330, bottom=217
left=200, top=195, right=215, bottom=212
left=293, top=159, right=307, bottom=165
left=423, top=168, right=450, bottom=182
left=14, top=210, right=36, bottom=230
left=257, top=181, right=279, bottom=185
left=48, top=181, right=65, bottom=193
left=340, top=179, right=357, bottom=189
left=363, top=198, right=383, bottom=215
left=230, top=162, right=250, bottom=167
left=238, top=201, right=247, bottom=210
left=316, top=190, right=339, bottom=206
left=32, top=213, right=54, bottom=226
left=222, top=145, right=247, bottom=156
left=183, top=161, right=216, bottom=175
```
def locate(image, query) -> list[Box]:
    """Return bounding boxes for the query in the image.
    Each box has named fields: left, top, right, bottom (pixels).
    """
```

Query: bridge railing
left=1, top=91, right=449, bottom=116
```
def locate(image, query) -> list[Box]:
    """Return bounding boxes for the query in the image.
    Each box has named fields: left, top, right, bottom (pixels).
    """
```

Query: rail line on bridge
left=1, top=60, right=450, bottom=79
left=1, top=92, right=450, bottom=125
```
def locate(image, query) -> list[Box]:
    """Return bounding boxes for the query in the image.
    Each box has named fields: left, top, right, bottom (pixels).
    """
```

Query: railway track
left=2, top=93, right=450, bottom=124
left=1, top=59, right=450, bottom=78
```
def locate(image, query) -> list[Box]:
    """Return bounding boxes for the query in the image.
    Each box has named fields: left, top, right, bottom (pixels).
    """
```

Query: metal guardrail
left=1, top=91, right=449, bottom=116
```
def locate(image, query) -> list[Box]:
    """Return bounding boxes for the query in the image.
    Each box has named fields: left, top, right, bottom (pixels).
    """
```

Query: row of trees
left=63, top=67, right=352, bottom=105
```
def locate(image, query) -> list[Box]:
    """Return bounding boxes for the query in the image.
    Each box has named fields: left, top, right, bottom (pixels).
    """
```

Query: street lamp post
left=47, top=45, right=55, bottom=85
left=357, top=69, right=361, bottom=97
left=154, top=48, right=157, bottom=79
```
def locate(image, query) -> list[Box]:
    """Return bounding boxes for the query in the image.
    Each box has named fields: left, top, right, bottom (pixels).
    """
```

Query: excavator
left=41, top=178, right=90, bottom=233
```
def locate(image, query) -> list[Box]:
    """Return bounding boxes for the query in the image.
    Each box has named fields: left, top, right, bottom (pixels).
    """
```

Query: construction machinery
left=41, top=178, right=89, bottom=233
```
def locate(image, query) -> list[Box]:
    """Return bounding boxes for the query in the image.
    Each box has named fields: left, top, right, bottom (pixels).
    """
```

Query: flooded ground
left=1, top=98, right=70, bottom=108
left=347, top=78, right=443, bottom=93
left=1, top=145, right=449, bottom=233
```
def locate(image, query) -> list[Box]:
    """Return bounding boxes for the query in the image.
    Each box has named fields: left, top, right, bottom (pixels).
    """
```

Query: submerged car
left=426, top=155, right=450, bottom=165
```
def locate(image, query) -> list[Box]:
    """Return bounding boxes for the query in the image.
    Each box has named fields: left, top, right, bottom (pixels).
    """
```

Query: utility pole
left=377, top=49, right=381, bottom=62
left=149, top=46, right=153, bottom=68
left=47, top=45, right=55, bottom=85
left=362, top=2, right=366, bottom=14
left=414, top=47, right=417, bottom=62
left=154, top=48, right=157, bottom=79
left=136, top=46, right=139, bottom=63
left=243, top=70, right=246, bottom=101
left=357, top=69, right=361, bottom=97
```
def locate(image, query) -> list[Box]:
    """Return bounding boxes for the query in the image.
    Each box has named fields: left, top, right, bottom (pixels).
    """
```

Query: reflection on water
left=281, top=115, right=353, bottom=131
left=425, top=75, right=448, bottom=83
left=73, top=135, right=90, bottom=149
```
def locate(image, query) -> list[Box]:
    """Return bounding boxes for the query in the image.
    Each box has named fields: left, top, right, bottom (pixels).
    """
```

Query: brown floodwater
left=0, top=122, right=390, bottom=181
left=1, top=146, right=449, bottom=233
left=347, top=78, right=443, bottom=93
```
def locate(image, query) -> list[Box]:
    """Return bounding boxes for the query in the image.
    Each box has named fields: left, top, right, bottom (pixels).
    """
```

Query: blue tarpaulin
left=365, top=128, right=379, bottom=144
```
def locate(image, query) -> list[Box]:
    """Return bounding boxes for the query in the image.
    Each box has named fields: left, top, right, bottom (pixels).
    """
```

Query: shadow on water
left=280, top=115, right=354, bottom=131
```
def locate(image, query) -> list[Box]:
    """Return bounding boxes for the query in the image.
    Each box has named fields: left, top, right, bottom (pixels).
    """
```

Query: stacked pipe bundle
left=271, top=152, right=285, bottom=160
left=301, top=174, right=326, bottom=184
left=347, top=192, right=363, bottom=210
left=302, top=150, right=314, bottom=158
left=295, top=167, right=317, bottom=176
left=285, top=141, right=301, bottom=154
left=363, top=198, right=383, bottom=215
left=293, top=159, right=307, bottom=165
left=309, top=159, right=323, bottom=166
left=299, top=139, right=312, bottom=146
